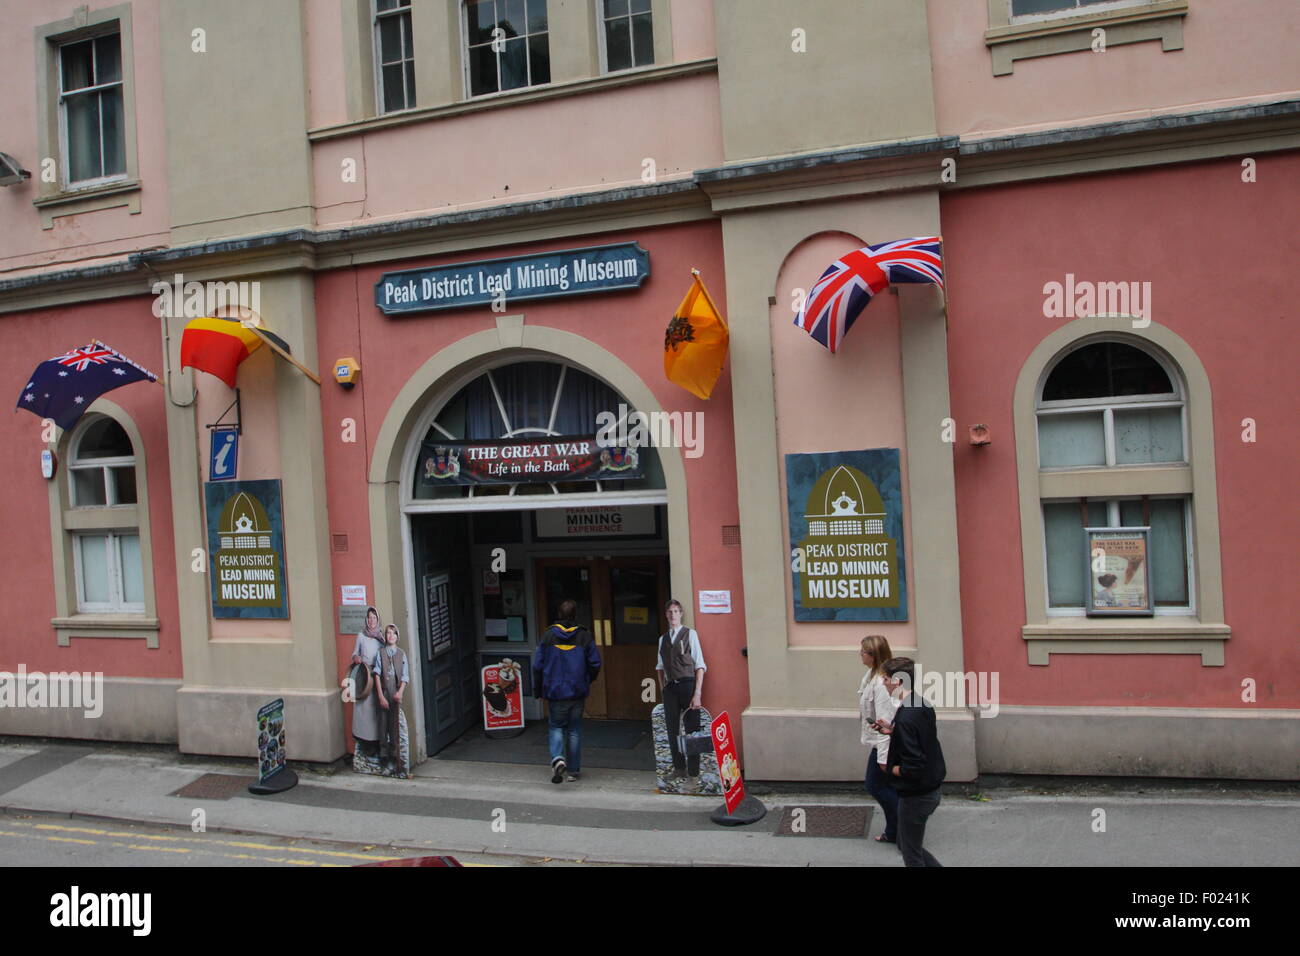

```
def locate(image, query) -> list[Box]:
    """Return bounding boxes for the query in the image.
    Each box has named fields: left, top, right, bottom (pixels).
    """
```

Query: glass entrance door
left=534, top=555, right=668, bottom=721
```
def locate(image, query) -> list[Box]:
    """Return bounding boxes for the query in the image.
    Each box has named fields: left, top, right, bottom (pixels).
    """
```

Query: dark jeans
left=382, top=701, right=404, bottom=774
left=864, top=748, right=899, bottom=841
left=897, top=789, right=942, bottom=867
left=547, top=698, right=585, bottom=773
left=663, top=679, right=701, bottom=775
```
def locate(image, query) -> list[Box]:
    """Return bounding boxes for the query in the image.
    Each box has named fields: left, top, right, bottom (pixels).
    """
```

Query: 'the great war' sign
left=204, top=479, right=289, bottom=619
left=375, top=242, right=650, bottom=315
left=417, top=436, right=642, bottom=485
left=786, top=449, right=908, bottom=622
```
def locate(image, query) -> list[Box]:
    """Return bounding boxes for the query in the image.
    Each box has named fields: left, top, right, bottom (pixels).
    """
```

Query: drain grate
left=170, top=773, right=252, bottom=801
left=774, top=804, right=872, bottom=838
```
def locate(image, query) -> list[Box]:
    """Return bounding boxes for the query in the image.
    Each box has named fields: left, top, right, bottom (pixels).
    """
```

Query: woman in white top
left=858, top=634, right=900, bottom=844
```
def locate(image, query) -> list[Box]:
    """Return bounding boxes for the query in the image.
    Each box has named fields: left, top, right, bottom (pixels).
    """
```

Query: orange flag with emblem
left=664, top=273, right=728, bottom=400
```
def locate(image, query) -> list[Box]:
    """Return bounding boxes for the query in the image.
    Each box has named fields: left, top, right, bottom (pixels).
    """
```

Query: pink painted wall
left=0, top=0, right=171, bottom=272
left=312, top=220, right=752, bottom=746
left=942, top=153, right=1300, bottom=708
left=928, top=0, right=1300, bottom=138
left=312, top=71, right=723, bottom=227
left=0, top=296, right=181, bottom=678
left=771, top=233, right=918, bottom=652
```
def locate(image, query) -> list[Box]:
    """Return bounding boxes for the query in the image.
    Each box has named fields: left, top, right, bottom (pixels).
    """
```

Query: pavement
left=1, top=739, right=1297, bottom=867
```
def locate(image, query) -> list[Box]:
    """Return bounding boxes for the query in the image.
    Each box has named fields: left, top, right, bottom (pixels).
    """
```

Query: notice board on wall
left=786, top=448, right=908, bottom=622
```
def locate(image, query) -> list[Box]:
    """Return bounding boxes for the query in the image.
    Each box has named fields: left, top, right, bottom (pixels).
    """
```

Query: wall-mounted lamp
left=333, top=356, right=360, bottom=389
left=969, top=424, right=991, bottom=446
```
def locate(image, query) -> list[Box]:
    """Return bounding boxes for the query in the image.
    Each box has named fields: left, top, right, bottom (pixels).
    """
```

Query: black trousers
left=897, top=789, right=942, bottom=867
left=663, top=679, right=701, bottom=775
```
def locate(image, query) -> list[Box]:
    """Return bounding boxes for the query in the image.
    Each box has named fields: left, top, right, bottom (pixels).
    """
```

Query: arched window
left=70, top=415, right=138, bottom=506
left=1036, top=340, right=1191, bottom=612
left=63, top=413, right=146, bottom=615
left=411, top=360, right=663, bottom=500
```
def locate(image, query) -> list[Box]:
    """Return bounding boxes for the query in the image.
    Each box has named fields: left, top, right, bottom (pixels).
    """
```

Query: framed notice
left=424, top=572, right=453, bottom=659
left=1084, top=527, right=1153, bottom=616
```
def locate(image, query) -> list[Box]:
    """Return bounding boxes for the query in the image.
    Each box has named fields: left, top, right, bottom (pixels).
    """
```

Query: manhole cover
left=170, top=773, right=252, bottom=801
left=774, top=805, right=872, bottom=838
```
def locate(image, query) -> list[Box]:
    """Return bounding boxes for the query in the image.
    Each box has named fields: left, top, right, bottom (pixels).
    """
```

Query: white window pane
left=119, top=534, right=144, bottom=605
left=1044, top=503, right=1086, bottom=606
left=79, top=535, right=112, bottom=604
left=73, top=468, right=108, bottom=506
left=66, top=92, right=102, bottom=181
left=1038, top=412, right=1105, bottom=467
left=1150, top=499, right=1189, bottom=605
left=1114, top=407, right=1183, bottom=464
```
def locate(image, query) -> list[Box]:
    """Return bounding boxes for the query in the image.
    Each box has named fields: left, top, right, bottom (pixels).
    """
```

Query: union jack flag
left=794, top=237, right=944, bottom=353
left=55, top=344, right=118, bottom=372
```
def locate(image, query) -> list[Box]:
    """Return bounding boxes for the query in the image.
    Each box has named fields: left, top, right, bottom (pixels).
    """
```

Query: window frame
left=1041, top=493, right=1194, bottom=616
left=33, top=4, right=141, bottom=225
left=47, top=404, right=159, bottom=645
left=1013, top=321, right=1229, bottom=666
left=595, top=0, right=656, bottom=74
left=984, top=0, right=1188, bottom=77
left=68, top=416, right=138, bottom=508
left=1008, top=0, right=1153, bottom=25
left=1035, top=343, right=1188, bottom=471
left=72, top=530, right=145, bottom=614
left=373, top=0, right=417, bottom=114
left=460, top=0, right=552, bottom=99
left=56, top=32, right=127, bottom=190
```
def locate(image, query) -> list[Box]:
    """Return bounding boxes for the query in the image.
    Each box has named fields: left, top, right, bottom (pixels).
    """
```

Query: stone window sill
left=52, top=614, right=159, bottom=648
left=309, top=59, right=717, bottom=143
left=985, top=0, right=1188, bottom=76
left=32, top=179, right=142, bottom=229
left=1023, top=617, right=1228, bottom=665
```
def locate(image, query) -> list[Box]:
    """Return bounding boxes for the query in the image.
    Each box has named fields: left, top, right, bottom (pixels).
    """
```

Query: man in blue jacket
left=877, top=657, right=947, bottom=867
left=532, top=599, right=602, bottom=783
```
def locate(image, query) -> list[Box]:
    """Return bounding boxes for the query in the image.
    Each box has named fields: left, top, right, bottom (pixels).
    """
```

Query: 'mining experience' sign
left=375, top=242, right=650, bottom=315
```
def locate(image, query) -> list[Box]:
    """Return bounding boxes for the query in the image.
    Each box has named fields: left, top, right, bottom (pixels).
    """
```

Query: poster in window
left=1084, top=527, right=1153, bottom=616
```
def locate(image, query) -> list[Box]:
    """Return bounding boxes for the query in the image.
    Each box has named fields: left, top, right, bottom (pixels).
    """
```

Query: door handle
left=604, top=618, right=613, bottom=645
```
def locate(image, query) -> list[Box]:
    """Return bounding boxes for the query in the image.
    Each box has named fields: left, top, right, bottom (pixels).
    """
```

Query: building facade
left=1, top=0, right=1295, bottom=780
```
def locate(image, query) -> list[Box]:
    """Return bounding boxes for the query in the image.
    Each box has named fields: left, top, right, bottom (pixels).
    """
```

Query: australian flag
left=16, top=342, right=158, bottom=430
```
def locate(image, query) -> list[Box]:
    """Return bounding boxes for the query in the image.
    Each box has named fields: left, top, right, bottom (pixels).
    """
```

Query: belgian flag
left=664, top=272, right=728, bottom=400
left=179, top=317, right=291, bottom=388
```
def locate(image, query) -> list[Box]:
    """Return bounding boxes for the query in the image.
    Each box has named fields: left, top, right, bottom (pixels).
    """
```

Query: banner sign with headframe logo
left=204, top=479, right=289, bottom=619
left=786, top=449, right=908, bottom=622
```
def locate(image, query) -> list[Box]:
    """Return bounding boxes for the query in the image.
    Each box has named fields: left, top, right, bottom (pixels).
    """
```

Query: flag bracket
left=204, top=389, right=242, bottom=436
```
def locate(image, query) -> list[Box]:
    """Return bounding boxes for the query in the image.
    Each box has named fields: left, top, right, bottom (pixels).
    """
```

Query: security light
left=0, top=152, right=32, bottom=186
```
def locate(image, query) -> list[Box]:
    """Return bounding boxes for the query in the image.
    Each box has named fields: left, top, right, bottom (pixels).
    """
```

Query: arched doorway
left=400, top=356, right=672, bottom=757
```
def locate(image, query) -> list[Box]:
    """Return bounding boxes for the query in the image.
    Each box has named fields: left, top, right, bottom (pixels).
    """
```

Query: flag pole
left=690, top=269, right=728, bottom=330
left=249, top=328, right=322, bottom=385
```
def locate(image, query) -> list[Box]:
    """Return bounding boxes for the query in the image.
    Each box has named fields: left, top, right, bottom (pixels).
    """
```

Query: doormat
left=169, top=773, right=251, bottom=801
left=774, top=804, right=873, bottom=838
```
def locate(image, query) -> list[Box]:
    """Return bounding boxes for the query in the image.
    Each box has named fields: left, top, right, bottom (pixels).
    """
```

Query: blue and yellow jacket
left=532, top=623, right=601, bottom=701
